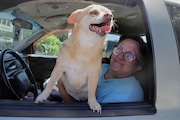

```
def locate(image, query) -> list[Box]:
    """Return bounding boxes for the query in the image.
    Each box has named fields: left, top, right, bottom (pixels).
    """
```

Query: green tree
left=38, top=35, right=62, bottom=55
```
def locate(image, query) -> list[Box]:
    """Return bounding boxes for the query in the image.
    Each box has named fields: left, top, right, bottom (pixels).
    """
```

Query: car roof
left=0, top=0, right=145, bottom=35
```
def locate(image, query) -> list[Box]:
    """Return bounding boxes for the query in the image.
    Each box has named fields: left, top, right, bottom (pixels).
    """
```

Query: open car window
left=0, top=0, right=156, bottom=117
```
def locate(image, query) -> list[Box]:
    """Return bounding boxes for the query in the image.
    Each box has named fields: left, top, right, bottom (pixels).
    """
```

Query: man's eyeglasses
left=112, top=47, right=136, bottom=62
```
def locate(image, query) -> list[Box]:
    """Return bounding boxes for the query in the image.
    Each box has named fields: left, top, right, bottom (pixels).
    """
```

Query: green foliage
left=38, top=35, right=62, bottom=55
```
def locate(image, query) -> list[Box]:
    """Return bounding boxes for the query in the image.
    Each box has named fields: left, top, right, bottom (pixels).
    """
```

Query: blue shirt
left=96, top=64, right=144, bottom=103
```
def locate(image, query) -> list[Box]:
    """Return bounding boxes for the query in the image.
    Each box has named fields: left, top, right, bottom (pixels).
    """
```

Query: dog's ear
left=67, top=9, right=82, bottom=24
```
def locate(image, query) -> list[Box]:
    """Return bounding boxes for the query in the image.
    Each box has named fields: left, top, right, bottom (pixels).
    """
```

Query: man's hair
left=118, top=35, right=147, bottom=67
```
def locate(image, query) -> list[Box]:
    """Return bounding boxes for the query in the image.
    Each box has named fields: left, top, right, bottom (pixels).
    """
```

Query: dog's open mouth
left=89, top=22, right=112, bottom=36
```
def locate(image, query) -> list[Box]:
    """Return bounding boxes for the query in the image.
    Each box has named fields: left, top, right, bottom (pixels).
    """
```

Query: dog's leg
left=87, top=71, right=102, bottom=114
left=35, top=64, right=64, bottom=103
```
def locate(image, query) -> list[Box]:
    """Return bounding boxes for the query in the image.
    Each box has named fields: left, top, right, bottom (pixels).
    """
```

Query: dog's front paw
left=88, top=100, right=102, bottom=114
left=34, top=94, right=48, bottom=103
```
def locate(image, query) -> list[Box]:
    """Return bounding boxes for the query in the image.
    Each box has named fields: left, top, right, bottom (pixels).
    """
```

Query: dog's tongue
left=96, top=25, right=111, bottom=36
left=90, top=25, right=111, bottom=36
left=97, top=26, right=111, bottom=36
left=100, top=26, right=111, bottom=33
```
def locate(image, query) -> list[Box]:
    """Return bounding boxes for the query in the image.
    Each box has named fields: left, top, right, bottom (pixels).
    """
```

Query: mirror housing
left=11, top=19, right=33, bottom=29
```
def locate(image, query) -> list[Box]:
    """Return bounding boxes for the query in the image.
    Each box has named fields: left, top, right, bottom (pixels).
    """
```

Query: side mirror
left=11, top=19, right=33, bottom=29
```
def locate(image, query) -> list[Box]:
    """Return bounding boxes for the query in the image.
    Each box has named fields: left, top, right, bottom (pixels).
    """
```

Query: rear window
left=165, top=2, right=180, bottom=57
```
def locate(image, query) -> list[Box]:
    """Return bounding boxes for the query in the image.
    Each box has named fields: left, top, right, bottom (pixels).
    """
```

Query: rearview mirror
left=11, top=19, right=33, bottom=29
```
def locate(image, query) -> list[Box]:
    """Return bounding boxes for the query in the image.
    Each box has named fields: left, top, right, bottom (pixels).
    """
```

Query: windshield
left=0, top=10, right=41, bottom=50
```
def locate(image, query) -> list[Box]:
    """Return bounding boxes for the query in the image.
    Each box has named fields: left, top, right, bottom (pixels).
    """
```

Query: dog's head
left=68, top=4, right=113, bottom=37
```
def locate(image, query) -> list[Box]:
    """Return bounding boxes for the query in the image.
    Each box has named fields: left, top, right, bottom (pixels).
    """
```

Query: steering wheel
left=0, top=49, right=38, bottom=100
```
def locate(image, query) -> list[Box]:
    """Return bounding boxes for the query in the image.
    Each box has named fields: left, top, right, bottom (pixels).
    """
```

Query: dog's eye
left=90, top=10, right=99, bottom=16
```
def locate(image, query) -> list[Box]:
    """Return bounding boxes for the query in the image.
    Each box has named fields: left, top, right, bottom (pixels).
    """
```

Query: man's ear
left=67, top=9, right=82, bottom=24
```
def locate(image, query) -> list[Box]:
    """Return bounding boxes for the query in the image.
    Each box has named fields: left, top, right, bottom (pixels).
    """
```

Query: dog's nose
left=104, top=14, right=112, bottom=20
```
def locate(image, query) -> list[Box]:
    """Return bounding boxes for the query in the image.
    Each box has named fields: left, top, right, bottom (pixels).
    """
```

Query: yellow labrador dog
left=35, top=4, right=113, bottom=113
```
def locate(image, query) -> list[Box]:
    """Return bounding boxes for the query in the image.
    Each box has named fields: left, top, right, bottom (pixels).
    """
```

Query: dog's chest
left=62, top=64, right=89, bottom=100
left=58, top=37, right=103, bottom=100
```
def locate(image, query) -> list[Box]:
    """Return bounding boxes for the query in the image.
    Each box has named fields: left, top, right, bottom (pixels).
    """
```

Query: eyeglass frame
left=112, top=46, right=137, bottom=62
